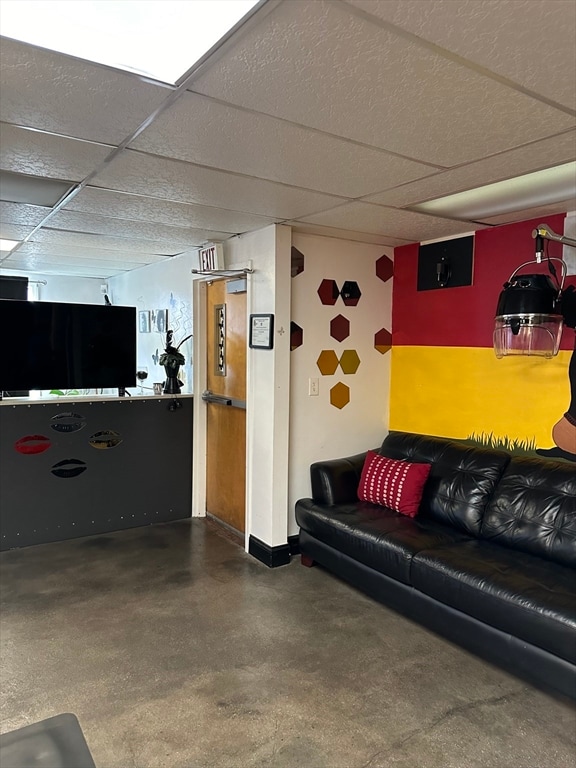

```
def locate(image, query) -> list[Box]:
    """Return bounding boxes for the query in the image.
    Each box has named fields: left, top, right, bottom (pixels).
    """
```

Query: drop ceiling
left=1, top=0, right=575, bottom=278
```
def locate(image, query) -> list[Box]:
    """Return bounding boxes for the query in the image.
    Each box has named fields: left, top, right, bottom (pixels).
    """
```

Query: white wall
left=0, top=269, right=105, bottom=304
left=109, top=252, right=198, bottom=394
left=242, top=225, right=292, bottom=548
left=192, top=224, right=292, bottom=550
left=288, top=233, right=394, bottom=535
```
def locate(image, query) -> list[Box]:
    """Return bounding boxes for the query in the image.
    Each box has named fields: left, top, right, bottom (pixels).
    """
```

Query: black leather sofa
left=295, top=431, right=576, bottom=699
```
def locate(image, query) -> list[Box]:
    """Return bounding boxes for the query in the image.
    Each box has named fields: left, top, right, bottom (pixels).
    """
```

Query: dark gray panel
left=417, top=235, right=474, bottom=290
left=0, top=397, right=193, bottom=549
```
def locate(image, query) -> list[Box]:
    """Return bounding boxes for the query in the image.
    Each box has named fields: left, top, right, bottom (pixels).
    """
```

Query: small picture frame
left=139, top=311, right=151, bottom=333
left=249, top=313, right=274, bottom=349
left=153, top=309, right=168, bottom=333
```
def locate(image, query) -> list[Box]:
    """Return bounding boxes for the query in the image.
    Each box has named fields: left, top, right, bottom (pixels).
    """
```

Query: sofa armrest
left=310, top=451, right=370, bottom=505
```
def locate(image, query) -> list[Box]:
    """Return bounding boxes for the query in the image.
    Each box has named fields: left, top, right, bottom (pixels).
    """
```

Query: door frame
left=192, top=271, right=252, bottom=550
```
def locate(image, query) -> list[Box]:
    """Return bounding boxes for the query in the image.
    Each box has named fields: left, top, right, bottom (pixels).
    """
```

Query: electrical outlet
left=309, top=377, right=319, bottom=396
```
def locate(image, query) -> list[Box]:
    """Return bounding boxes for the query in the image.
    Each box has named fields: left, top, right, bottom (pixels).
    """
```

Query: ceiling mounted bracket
left=191, top=268, right=254, bottom=277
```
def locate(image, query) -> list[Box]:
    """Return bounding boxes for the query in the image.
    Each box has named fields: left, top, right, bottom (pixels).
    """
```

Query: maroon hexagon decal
left=340, top=281, right=361, bottom=306
left=330, top=314, right=350, bottom=342
left=375, top=327, right=392, bottom=354
left=291, top=246, right=305, bottom=277
left=318, top=279, right=339, bottom=305
left=376, top=254, right=393, bottom=282
left=290, top=322, right=303, bottom=350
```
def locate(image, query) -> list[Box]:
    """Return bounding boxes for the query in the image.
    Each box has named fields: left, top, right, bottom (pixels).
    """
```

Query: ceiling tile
left=365, top=131, right=576, bottom=207
left=298, top=201, right=486, bottom=241
left=2, top=254, right=127, bottom=278
left=0, top=170, right=72, bottom=206
left=131, top=92, right=437, bottom=198
left=0, top=37, right=171, bottom=145
left=64, top=186, right=279, bottom=233
left=0, top=201, right=51, bottom=226
left=31, top=229, right=186, bottom=256
left=347, top=0, right=576, bottom=111
left=48, top=209, right=232, bottom=247
left=477, top=198, right=576, bottom=227
left=0, top=223, right=36, bottom=241
left=14, top=241, right=168, bottom=265
left=0, top=124, right=113, bottom=181
left=90, top=149, right=344, bottom=219
left=190, top=0, right=574, bottom=166
left=287, top=222, right=411, bottom=246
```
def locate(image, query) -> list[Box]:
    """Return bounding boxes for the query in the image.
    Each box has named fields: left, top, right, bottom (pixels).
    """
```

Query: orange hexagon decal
left=330, top=382, right=350, bottom=409
left=317, top=349, right=339, bottom=375
left=339, top=349, right=361, bottom=374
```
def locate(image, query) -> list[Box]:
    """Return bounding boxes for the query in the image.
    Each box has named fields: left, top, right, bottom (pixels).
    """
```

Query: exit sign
left=198, top=243, right=224, bottom=271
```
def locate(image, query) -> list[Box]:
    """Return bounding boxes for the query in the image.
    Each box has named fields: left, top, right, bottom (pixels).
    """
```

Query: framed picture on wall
left=249, top=314, right=274, bottom=349
left=153, top=309, right=168, bottom=333
left=139, top=311, right=151, bottom=333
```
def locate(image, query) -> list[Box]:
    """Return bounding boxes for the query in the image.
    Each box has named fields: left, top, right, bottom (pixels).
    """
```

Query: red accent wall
left=392, top=214, right=574, bottom=349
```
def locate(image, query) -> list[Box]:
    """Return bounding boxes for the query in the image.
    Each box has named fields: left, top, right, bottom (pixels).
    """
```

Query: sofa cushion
left=380, top=432, right=511, bottom=537
left=480, top=457, right=576, bottom=567
left=358, top=451, right=431, bottom=517
left=295, top=498, right=469, bottom=584
left=411, top=540, right=576, bottom=664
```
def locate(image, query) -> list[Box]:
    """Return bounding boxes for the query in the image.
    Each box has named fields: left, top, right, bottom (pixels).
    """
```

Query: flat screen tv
left=0, top=299, right=137, bottom=393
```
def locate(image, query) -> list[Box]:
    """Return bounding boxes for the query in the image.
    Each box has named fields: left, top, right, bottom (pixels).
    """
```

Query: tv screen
left=0, top=300, right=137, bottom=393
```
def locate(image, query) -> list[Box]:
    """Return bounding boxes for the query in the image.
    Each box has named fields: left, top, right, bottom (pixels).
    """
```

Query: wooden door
left=205, top=279, right=247, bottom=533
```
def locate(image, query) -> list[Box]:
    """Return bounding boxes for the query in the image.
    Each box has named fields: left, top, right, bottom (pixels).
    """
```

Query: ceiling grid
left=0, top=0, right=574, bottom=277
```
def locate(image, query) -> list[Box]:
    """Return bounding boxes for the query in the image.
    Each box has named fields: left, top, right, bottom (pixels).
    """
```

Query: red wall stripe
left=392, top=214, right=574, bottom=349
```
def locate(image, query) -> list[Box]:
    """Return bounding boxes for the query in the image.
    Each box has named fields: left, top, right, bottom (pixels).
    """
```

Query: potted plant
left=159, top=330, right=192, bottom=394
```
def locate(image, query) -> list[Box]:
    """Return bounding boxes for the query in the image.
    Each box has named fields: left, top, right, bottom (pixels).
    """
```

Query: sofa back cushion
left=480, top=457, right=576, bottom=567
left=380, top=432, right=510, bottom=537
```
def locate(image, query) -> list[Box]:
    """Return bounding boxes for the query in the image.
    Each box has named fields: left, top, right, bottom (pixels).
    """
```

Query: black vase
left=163, top=363, right=182, bottom=394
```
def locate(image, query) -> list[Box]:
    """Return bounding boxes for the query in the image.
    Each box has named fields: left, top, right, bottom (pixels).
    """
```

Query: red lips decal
left=14, top=435, right=52, bottom=455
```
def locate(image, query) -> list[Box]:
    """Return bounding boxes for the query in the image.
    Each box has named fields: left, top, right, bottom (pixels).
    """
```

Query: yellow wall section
left=390, top=346, right=572, bottom=448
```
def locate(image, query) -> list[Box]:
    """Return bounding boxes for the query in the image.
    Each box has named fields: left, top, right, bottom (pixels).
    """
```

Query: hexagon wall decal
left=291, top=246, right=305, bottom=277
left=318, top=279, right=339, bottom=305
left=330, top=314, right=350, bottom=342
left=340, top=281, right=361, bottom=306
left=339, top=349, right=361, bottom=374
left=290, top=322, right=303, bottom=350
left=317, top=349, right=339, bottom=375
left=330, top=382, right=350, bottom=409
left=376, top=254, right=393, bottom=282
left=375, top=328, right=392, bottom=354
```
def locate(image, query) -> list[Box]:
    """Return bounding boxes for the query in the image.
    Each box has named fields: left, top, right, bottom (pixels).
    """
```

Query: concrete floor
left=0, top=520, right=575, bottom=768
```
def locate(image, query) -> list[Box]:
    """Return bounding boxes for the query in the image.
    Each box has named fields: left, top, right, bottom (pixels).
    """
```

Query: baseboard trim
left=288, top=534, right=300, bottom=555
left=248, top=536, right=291, bottom=568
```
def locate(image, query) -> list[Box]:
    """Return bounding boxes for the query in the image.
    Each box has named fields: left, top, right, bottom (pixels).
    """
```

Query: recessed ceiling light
left=410, top=162, right=576, bottom=221
left=0, top=0, right=261, bottom=84
left=0, top=238, right=20, bottom=252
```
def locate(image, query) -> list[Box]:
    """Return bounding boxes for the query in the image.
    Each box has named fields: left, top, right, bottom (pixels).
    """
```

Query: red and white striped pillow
left=357, top=451, right=431, bottom=517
